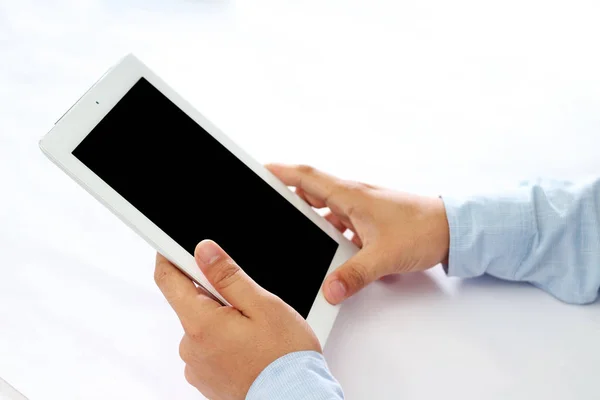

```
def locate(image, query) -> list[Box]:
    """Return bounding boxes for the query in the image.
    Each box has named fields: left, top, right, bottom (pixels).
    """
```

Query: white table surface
left=1, top=1, right=600, bottom=399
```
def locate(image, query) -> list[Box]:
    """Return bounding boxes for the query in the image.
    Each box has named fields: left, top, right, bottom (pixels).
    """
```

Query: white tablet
left=39, top=54, right=358, bottom=345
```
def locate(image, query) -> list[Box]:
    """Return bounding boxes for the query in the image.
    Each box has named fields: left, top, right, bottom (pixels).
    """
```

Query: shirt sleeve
left=246, top=351, right=344, bottom=400
left=442, top=177, right=600, bottom=304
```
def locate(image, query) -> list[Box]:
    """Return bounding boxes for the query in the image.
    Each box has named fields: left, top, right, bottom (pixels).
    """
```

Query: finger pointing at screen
left=154, top=240, right=322, bottom=400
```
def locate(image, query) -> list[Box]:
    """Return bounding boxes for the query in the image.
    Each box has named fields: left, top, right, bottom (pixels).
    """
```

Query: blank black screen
left=72, top=78, right=338, bottom=318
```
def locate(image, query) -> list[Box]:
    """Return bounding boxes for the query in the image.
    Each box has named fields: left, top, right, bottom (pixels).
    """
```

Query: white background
left=1, top=1, right=600, bottom=399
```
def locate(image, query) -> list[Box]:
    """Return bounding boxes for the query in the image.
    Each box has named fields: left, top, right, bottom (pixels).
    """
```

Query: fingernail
left=328, top=279, right=347, bottom=303
left=196, top=240, right=221, bottom=265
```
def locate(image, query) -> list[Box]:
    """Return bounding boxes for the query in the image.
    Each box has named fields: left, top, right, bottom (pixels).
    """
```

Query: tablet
left=39, top=54, right=358, bottom=345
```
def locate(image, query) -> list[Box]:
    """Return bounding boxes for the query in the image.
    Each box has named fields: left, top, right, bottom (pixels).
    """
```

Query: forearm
left=443, top=178, right=600, bottom=304
left=246, top=351, right=344, bottom=400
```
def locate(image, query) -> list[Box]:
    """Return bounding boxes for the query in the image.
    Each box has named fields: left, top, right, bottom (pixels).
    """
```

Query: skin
left=155, top=240, right=321, bottom=400
left=154, top=164, right=450, bottom=398
left=266, top=164, right=450, bottom=304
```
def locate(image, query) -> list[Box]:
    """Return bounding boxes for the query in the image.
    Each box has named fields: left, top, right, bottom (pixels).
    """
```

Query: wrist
left=433, top=197, right=450, bottom=266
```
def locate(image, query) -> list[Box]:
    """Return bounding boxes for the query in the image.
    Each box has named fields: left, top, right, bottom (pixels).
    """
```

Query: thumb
left=195, top=240, right=262, bottom=314
left=323, top=246, right=387, bottom=304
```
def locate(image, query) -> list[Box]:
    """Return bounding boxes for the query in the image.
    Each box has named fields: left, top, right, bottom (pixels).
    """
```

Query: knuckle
left=188, top=328, right=206, bottom=344
left=328, top=182, right=350, bottom=201
left=153, top=266, right=170, bottom=286
left=211, top=259, right=243, bottom=291
left=333, top=182, right=368, bottom=219
left=359, top=181, right=377, bottom=189
left=343, top=262, right=369, bottom=291
left=344, top=180, right=367, bottom=195
left=295, top=164, right=315, bottom=175
left=184, top=366, right=195, bottom=385
left=179, top=338, right=192, bottom=362
left=182, top=319, right=209, bottom=343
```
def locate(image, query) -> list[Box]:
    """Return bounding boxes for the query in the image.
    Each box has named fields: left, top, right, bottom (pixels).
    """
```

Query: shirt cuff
left=246, top=351, right=344, bottom=400
left=441, top=194, right=534, bottom=279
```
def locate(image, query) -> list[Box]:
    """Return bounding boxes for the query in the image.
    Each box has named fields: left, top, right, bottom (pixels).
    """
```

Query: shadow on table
left=377, top=271, right=444, bottom=297
left=337, top=271, right=447, bottom=312
left=458, top=274, right=600, bottom=306
left=374, top=271, right=600, bottom=307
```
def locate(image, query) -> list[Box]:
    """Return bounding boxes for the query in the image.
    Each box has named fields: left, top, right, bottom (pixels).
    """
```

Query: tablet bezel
left=39, top=54, right=358, bottom=345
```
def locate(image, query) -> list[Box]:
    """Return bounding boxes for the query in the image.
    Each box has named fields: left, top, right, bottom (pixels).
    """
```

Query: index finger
left=266, top=164, right=351, bottom=213
left=154, top=253, right=219, bottom=325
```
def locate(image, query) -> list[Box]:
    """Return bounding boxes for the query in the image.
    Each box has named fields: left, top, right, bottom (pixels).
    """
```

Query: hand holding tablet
left=266, top=164, right=451, bottom=304
left=155, top=240, right=321, bottom=400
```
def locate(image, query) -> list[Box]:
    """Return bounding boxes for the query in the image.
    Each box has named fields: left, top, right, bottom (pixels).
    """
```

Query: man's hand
left=267, top=164, right=450, bottom=305
left=154, top=240, right=321, bottom=400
